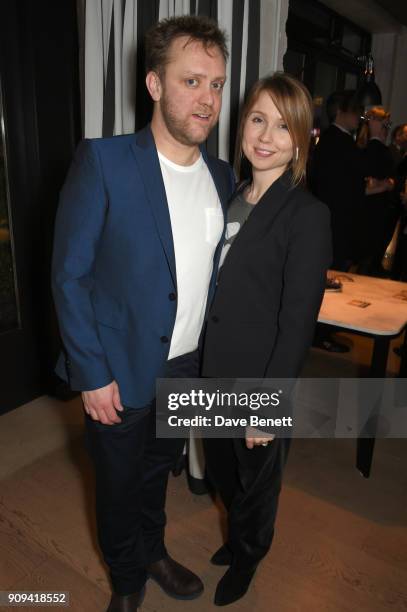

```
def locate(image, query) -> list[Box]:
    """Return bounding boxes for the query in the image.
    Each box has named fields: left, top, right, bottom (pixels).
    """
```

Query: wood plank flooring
left=1, top=339, right=406, bottom=611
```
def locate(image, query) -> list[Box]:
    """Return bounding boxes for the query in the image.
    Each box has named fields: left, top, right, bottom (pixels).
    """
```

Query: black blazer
left=202, top=171, right=332, bottom=379
left=310, top=124, right=366, bottom=263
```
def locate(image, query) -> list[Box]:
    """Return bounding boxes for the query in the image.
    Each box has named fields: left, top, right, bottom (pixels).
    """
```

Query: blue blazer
left=52, top=125, right=235, bottom=408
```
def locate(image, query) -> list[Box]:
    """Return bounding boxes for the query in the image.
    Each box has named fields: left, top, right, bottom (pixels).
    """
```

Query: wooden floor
left=1, top=335, right=407, bottom=611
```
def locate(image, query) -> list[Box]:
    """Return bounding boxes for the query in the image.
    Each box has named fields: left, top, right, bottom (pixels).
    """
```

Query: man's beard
left=160, top=91, right=212, bottom=146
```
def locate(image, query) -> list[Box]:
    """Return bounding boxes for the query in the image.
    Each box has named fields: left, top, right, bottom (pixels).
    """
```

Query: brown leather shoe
left=147, top=555, right=203, bottom=600
left=106, top=586, right=145, bottom=612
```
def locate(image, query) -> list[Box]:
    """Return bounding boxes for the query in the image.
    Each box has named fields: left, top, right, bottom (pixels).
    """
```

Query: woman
left=202, top=73, right=332, bottom=606
left=356, top=106, right=398, bottom=276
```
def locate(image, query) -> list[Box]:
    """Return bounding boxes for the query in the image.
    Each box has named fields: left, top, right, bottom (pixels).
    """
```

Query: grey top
left=218, top=190, right=256, bottom=272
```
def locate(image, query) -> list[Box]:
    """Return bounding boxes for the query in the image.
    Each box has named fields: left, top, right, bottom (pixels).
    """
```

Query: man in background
left=309, top=91, right=365, bottom=352
left=311, top=90, right=366, bottom=273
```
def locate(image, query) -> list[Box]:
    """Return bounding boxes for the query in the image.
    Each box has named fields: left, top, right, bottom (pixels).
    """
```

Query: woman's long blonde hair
left=234, top=72, right=314, bottom=186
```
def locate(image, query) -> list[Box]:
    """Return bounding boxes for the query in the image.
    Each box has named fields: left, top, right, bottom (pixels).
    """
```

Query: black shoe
left=147, top=555, right=203, bottom=600
left=214, top=566, right=256, bottom=606
left=314, top=339, right=350, bottom=353
left=187, top=472, right=210, bottom=495
left=210, top=544, right=233, bottom=566
left=106, top=587, right=145, bottom=612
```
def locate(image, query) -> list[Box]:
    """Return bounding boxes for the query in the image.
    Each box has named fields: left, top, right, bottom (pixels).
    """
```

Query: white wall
left=372, top=27, right=407, bottom=129
left=387, top=27, right=407, bottom=129
left=259, top=0, right=289, bottom=76
left=371, top=32, right=398, bottom=109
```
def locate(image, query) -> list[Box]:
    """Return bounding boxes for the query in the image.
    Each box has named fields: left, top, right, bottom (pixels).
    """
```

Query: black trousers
left=85, top=350, right=199, bottom=595
left=204, top=436, right=291, bottom=569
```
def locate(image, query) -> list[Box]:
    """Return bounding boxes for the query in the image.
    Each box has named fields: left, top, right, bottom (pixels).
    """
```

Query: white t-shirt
left=158, top=151, right=224, bottom=359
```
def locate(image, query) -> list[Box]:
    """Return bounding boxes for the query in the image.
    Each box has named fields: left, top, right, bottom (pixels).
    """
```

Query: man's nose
left=198, top=85, right=215, bottom=107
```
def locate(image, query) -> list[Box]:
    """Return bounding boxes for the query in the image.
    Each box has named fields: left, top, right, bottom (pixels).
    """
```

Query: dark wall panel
left=0, top=0, right=81, bottom=413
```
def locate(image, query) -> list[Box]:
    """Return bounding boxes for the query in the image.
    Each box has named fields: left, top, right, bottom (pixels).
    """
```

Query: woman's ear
left=146, top=71, right=162, bottom=102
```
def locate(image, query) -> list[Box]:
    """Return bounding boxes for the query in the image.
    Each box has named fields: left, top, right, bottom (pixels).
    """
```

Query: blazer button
left=211, top=315, right=219, bottom=323
left=168, top=292, right=176, bottom=301
left=160, top=336, right=169, bottom=343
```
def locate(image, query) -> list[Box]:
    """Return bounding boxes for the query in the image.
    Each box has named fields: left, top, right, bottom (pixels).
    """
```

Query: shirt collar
left=333, top=122, right=352, bottom=136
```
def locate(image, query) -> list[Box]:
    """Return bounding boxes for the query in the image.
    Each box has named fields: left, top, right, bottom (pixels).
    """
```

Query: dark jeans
left=204, top=436, right=291, bottom=569
left=85, top=350, right=199, bottom=595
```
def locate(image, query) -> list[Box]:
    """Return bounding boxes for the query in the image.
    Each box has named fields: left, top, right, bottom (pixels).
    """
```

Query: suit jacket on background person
left=202, top=171, right=332, bottom=380
left=52, top=125, right=235, bottom=408
left=310, top=124, right=366, bottom=268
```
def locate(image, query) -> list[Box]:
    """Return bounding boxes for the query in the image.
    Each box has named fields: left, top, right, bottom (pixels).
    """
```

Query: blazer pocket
left=91, top=289, right=124, bottom=330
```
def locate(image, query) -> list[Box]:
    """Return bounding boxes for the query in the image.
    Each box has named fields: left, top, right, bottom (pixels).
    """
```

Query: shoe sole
left=210, top=547, right=233, bottom=566
left=147, top=575, right=203, bottom=600
left=106, top=586, right=146, bottom=612
left=210, top=557, right=231, bottom=566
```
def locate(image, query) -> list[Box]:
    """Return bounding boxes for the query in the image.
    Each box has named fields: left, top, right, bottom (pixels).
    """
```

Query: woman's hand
left=365, top=177, right=393, bottom=195
left=245, top=426, right=275, bottom=449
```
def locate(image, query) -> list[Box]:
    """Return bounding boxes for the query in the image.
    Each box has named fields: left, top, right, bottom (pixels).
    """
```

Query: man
left=311, top=90, right=366, bottom=272
left=310, top=91, right=366, bottom=352
left=52, top=16, right=234, bottom=612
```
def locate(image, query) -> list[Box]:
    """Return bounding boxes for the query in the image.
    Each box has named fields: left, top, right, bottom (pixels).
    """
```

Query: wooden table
left=318, top=271, right=407, bottom=477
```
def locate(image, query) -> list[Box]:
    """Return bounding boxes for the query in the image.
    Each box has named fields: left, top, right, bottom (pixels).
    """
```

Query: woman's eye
left=252, top=116, right=263, bottom=124
left=279, top=123, right=288, bottom=130
left=186, top=78, right=199, bottom=87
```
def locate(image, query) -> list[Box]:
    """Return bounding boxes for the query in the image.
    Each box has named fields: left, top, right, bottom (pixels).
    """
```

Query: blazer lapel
left=221, top=171, right=294, bottom=271
left=130, top=126, right=177, bottom=287
left=241, top=172, right=292, bottom=239
left=257, top=171, right=292, bottom=219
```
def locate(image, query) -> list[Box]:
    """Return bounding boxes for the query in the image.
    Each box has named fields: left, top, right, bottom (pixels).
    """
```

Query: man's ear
left=146, top=71, right=162, bottom=102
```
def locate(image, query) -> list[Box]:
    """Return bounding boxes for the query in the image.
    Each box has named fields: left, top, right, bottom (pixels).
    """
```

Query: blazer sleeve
left=51, top=139, right=113, bottom=391
left=264, top=198, right=332, bottom=379
left=366, top=139, right=395, bottom=179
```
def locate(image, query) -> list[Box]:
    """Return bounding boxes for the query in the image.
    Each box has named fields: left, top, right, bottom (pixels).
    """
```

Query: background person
left=391, top=124, right=407, bottom=283
left=310, top=90, right=365, bottom=272
left=356, top=107, right=398, bottom=276
left=389, top=123, right=407, bottom=168
left=309, top=90, right=365, bottom=352
left=201, top=73, right=332, bottom=607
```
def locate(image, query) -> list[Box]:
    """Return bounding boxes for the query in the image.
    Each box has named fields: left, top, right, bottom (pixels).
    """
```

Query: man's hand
left=245, top=426, right=275, bottom=449
left=365, top=177, right=393, bottom=196
left=82, top=381, right=124, bottom=424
